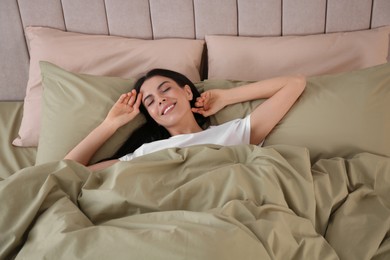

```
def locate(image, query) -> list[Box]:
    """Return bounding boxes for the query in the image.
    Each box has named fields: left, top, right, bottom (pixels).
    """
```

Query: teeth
left=163, top=104, right=174, bottom=115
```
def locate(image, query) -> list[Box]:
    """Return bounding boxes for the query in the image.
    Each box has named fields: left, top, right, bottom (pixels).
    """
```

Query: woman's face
left=140, top=75, right=194, bottom=129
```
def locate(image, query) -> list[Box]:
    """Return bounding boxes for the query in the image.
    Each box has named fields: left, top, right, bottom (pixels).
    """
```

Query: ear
left=183, top=85, right=193, bottom=100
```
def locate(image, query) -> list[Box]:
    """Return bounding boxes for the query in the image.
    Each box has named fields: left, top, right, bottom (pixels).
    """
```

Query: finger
left=134, top=91, right=143, bottom=109
left=195, top=100, right=204, bottom=108
left=191, top=107, right=201, bottom=114
left=192, top=107, right=207, bottom=116
left=195, top=96, right=206, bottom=107
left=122, top=92, right=132, bottom=104
left=195, top=96, right=203, bottom=102
left=117, top=93, right=128, bottom=104
left=201, top=92, right=210, bottom=110
left=117, top=93, right=131, bottom=108
left=201, top=91, right=209, bottom=99
left=128, top=92, right=136, bottom=106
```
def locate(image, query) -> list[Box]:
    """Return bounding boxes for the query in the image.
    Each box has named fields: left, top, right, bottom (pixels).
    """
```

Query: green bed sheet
left=0, top=102, right=36, bottom=179
left=1, top=144, right=389, bottom=259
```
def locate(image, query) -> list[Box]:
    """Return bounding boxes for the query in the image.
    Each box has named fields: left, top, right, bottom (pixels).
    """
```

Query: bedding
left=1, top=144, right=389, bottom=259
left=3, top=62, right=387, bottom=259
left=1, top=1, right=390, bottom=259
left=36, top=61, right=390, bottom=166
left=0, top=102, right=36, bottom=179
left=200, top=62, right=390, bottom=163
left=36, top=61, right=143, bottom=165
left=13, top=27, right=205, bottom=147
left=206, top=26, right=390, bottom=81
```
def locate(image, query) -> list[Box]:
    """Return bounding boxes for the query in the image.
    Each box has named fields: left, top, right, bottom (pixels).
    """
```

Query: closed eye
left=161, top=86, right=171, bottom=92
left=146, top=99, right=154, bottom=107
left=143, top=81, right=171, bottom=107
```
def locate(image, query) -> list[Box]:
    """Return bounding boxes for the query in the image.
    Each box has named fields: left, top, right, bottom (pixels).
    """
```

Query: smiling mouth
left=162, top=103, right=176, bottom=115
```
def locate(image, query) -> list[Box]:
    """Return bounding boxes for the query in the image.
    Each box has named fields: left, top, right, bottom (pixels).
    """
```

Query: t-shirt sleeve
left=243, top=114, right=264, bottom=147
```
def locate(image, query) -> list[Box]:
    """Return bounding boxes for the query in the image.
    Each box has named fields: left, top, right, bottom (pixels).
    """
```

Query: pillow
left=14, top=26, right=204, bottom=147
left=206, top=26, right=390, bottom=81
left=36, top=61, right=146, bottom=165
left=200, top=62, right=390, bottom=163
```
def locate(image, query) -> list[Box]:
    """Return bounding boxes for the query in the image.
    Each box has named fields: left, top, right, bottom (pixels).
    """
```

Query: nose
left=159, top=98, right=166, bottom=105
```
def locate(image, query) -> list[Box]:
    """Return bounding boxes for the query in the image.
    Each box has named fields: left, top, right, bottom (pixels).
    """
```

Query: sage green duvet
left=1, top=144, right=389, bottom=260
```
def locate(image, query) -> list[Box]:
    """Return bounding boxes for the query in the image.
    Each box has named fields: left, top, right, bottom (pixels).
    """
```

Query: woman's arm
left=87, top=159, right=119, bottom=171
left=193, top=76, right=306, bottom=144
left=64, top=121, right=118, bottom=166
left=244, top=76, right=306, bottom=144
left=65, top=90, right=142, bottom=166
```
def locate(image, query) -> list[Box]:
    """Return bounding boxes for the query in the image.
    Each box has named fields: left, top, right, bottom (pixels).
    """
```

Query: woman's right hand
left=104, top=89, right=143, bottom=129
left=65, top=90, right=142, bottom=166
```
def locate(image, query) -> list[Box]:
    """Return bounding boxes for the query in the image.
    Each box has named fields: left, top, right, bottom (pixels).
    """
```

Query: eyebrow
left=143, top=81, right=169, bottom=103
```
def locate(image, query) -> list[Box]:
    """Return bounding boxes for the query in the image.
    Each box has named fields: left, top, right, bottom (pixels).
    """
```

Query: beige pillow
left=200, top=63, right=390, bottom=163
left=14, top=27, right=204, bottom=147
left=36, top=61, right=146, bottom=165
left=206, top=26, right=390, bottom=81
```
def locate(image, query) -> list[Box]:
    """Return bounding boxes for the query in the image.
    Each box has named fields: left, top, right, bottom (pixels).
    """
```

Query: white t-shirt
left=119, top=115, right=259, bottom=161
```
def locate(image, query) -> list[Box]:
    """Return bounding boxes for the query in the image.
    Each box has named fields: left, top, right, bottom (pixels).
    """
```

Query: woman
left=65, top=69, right=306, bottom=171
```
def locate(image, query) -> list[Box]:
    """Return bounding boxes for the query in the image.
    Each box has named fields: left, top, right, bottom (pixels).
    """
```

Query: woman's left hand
left=192, top=89, right=227, bottom=117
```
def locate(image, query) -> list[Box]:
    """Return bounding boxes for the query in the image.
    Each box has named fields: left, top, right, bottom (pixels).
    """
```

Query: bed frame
left=1, top=1, right=390, bottom=259
left=1, top=0, right=390, bottom=101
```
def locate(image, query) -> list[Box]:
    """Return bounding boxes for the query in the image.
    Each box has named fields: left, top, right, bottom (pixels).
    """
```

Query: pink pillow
left=206, top=26, right=390, bottom=81
left=13, top=27, right=204, bottom=147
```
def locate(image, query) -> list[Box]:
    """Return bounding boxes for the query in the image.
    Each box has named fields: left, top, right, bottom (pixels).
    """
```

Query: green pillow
left=201, top=63, right=390, bottom=163
left=37, top=61, right=390, bottom=164
left=36, top=61, right=146, bottom=165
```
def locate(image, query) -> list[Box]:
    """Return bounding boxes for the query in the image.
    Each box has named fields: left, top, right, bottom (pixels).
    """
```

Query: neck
left=167, top=118, right=203, bottom=136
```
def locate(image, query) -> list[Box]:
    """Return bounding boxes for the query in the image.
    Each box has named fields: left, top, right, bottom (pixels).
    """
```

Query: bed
left=1, top=0, right=390, bottom=259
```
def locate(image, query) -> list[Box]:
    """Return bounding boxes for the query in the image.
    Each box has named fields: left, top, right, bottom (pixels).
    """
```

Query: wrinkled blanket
left=1, top=144, right=389, bottom=260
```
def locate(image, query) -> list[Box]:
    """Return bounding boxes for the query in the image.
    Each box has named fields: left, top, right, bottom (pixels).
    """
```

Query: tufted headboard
left=1, top=0, right=390, bottom=100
